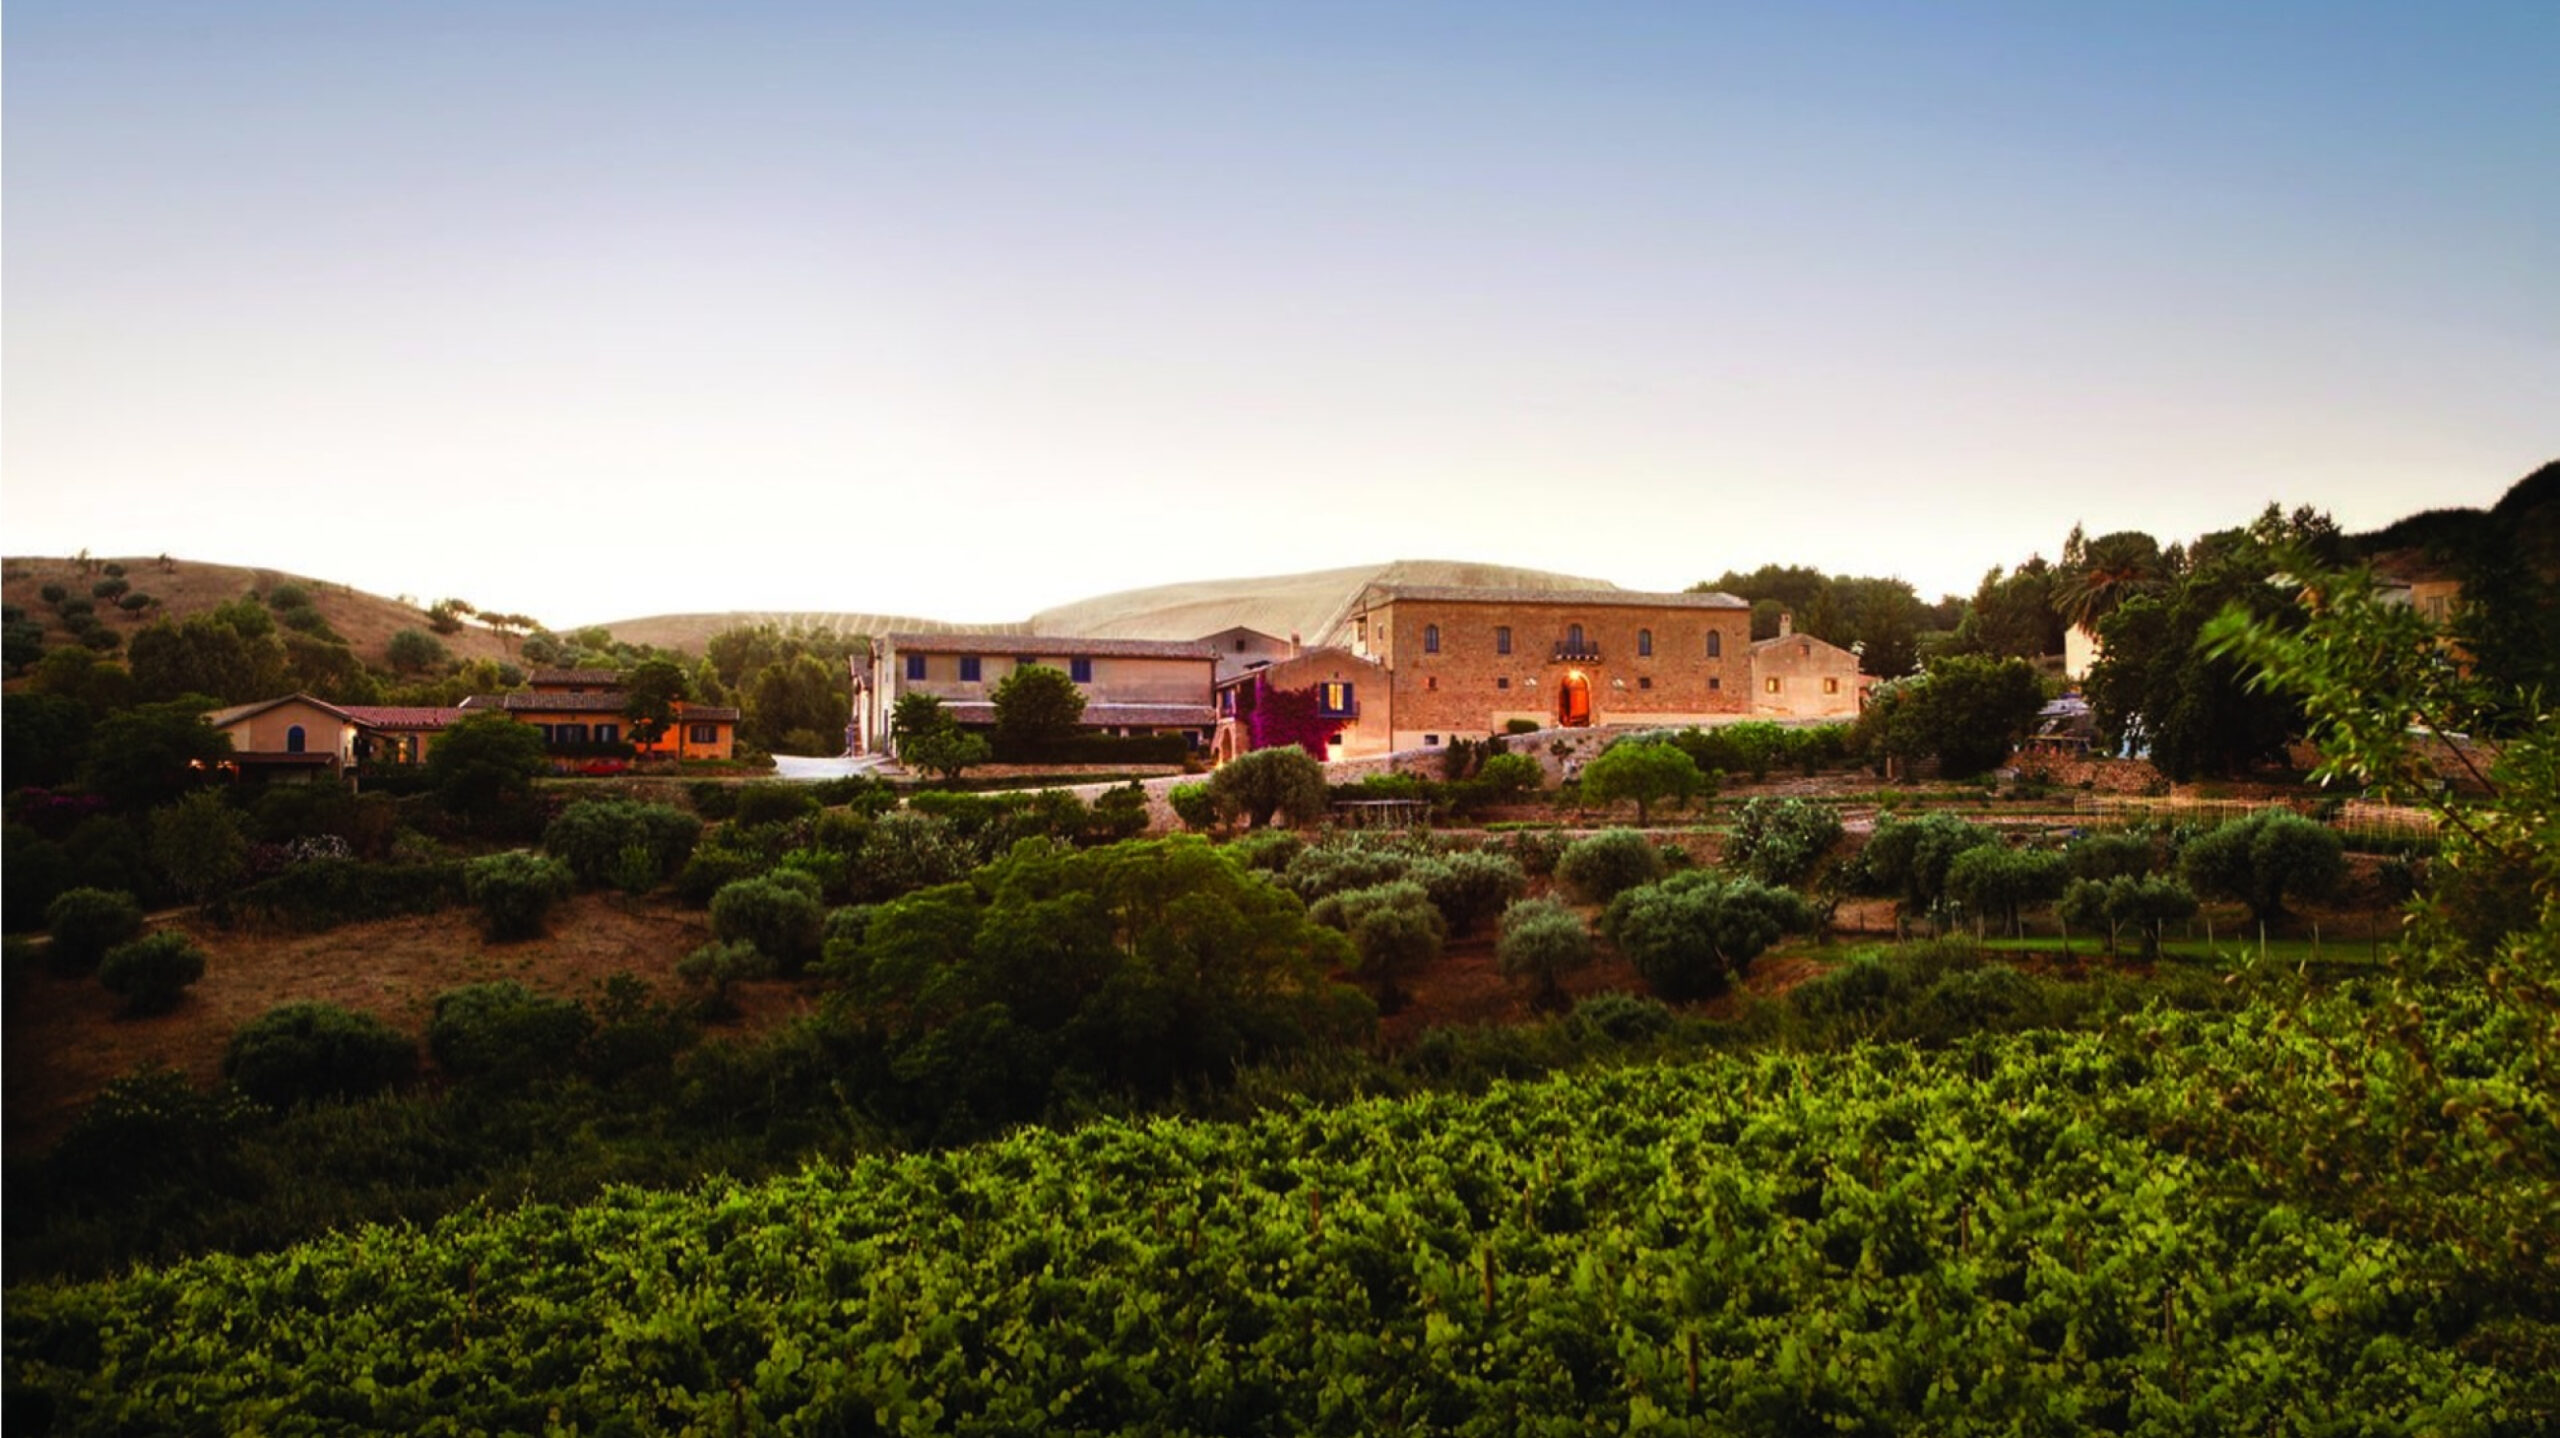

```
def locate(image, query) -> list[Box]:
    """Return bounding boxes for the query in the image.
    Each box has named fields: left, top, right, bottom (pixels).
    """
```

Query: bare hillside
left=2, top=555, right=524, bottom=669
left=599, top=610, right=1020, bottom=653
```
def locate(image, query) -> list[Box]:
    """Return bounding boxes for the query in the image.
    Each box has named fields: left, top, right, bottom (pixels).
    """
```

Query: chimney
left=1289, top=631, right=1302, bottom=658
left=1778, top=611, right=1794, bottom=637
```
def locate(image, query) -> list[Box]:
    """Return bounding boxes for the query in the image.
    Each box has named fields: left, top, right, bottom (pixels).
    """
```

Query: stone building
left=1339, top=584, right=1753, bottom=752
left=1211, top=646, right=1394, bottom=763
left=1747, top=614, right=1870, bottom=719
left=857, top=632, right=1219, bottom=757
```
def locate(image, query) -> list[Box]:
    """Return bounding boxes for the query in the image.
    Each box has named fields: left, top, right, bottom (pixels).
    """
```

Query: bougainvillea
left=1242, top=677, right=1339, bottom=760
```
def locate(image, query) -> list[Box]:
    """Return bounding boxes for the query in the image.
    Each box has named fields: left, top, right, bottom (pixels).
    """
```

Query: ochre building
left=1340, top=584, right=1753, bottom=752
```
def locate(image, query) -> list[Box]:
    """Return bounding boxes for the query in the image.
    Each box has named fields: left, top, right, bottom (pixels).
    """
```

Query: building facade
left=1340, top=585, right=1753, bottom=751
left=858, top=633, right=1220, bottom=757
left=1211, top=647, right=1394, bottom=763
left=1747, top=614, right=1871, bottom=719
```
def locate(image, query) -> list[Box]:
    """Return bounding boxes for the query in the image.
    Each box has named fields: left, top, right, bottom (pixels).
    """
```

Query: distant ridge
left=596, top=559, right=1625, bottom=654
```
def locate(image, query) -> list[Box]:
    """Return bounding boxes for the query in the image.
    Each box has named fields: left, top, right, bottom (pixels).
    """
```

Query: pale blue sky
left=6, top=2, right=2552, bottom=627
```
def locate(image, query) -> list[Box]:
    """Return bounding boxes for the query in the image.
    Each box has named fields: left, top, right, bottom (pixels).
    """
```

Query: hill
left=2349, top=459, right=2558, bottom=582
left=599, top=558, right=1622, bottom=653
left=1, top=555, right=523, bottom=670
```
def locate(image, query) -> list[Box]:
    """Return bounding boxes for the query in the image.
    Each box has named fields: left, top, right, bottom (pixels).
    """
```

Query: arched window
left=1423, top=624, right=1440, bottom=654
left=285, top=724, right=306, bottom=754
left=1706, top=631, right=1722, bottom=659
left=1637, top=628, right=1653, bottom=657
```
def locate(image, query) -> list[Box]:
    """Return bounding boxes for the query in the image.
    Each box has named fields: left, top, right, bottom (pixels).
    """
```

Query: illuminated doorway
left=1557, top=670, right=1592, bottom=727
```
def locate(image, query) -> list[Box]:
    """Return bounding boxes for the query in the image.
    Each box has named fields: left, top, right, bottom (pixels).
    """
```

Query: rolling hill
left=1, top=555, right=524, bottom=670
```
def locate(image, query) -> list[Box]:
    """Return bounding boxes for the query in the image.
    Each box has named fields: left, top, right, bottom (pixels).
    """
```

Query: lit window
left=960, top=656, right=982, bottom=682
left=1765, top=677, right=1781, bottom=694
left=1319, top=682, right=1355, bottom=717
left=1071, top=657, right=1093, bottom=683
left=1824, top=678, right=1840, bottom=694
left=1707, top=631, right=1722, bottom=659
left=905, top=653, right=926, bottom=681
left=1495, top=626, right=1511, bottom=655
left=1424, top=624, right=1440, bottom=654
left=1638, top=628, right=1653, bottom=657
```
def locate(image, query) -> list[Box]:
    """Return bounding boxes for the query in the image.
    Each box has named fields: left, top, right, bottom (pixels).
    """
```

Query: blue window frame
left=1318, top=681, right=1355, bottom=717
left=285, top=724, right=307, bottom=754
left=905, top=653, right=926, bottom=681
left=1423, top=624, right=1440, bottom=654
left=1071, top=656, right=1093, bottom=683
left=960, top=656, right=982, bottom=682
left=1495, top=626, right=1512, bottom=655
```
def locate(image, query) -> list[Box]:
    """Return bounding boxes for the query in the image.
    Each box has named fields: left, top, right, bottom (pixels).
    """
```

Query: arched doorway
left=1557, top=670, right=1592, bottom=727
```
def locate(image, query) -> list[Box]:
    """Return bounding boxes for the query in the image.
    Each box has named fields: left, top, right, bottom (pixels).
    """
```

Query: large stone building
left=1747, top=614, right=1870, bottom=719
left=1211, top=645, right=1394, bottom=763
left=1339, top=584, right=1754, bottom=751
left=857, top=632, right=1220, bottom=756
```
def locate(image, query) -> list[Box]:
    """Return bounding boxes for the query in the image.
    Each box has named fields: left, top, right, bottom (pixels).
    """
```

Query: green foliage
left=1476, top=750, right=1544, bottom=798
left=1224, top=829, right=1304, bottom=873
left=675, top=939, right=775, bottom=1018
left=2057, top=875, right=2199, bottom=957
left=1602, top=870, right=1812, bottom=1000
left=1722, top=797, right=1844, bottom=887
left=1406, top=848, right=1528, bottom=936
left=125, top=609, right=288, bottom=706
left=461, top=851, right=574, bottom=941
left=42, top=887, right=144, bottom=973
left=1495, top=897, right=1593, bottom=1007
left=423, top=713, right=551, bottom=822
left=147, top=790, right=250, bottom=903
left=1206, top=745, right=1329, bottom=829
left=384, top=627, right=450, bottom=674
left=1281, top=837, right=1422, bottom=903
left=427, top=981, right=592, bottom=1087
left=542, top=799, right=702, bottom=889
left=730, top=782, right=819, bottom=828
left=1554, top=828, right=1665, bottom=903
left=619, top=657, right=690, bottom=745
left=989, top=663, right=1088, bottom=758
left=1852, top=813, right=2001, bottom=922
left=1088, top=781, right=1150, bottom=842
left=2064, top=830, right=2156, bottom=881
left=1578, top=738, right=1704, bottom=823
left=901, top=725, right=992, bottom=783
left=1941, top=844, right=2068, bottom=936
left=1700, top=564, right=1939, bottom=677
left=710, top=875, right=827, bottom=974
left=80, top=698, right=233, bottom=812
left=97, top=930, right=208, bottom=1014
left=743, top=653, right=848, bottom=755
left=2177, top=810, right=2346, bottom=926
left=217, top=860, right=468, bottom=931
left=222, top=1001, right=418, bottom=1109
left=846, top=810, right=978, bottom=902
left=1504, top=716, right=1543, bottom=735
left=1857, top=655, right=2045, bottom=778
left=1168, top=781, right=1217, bottom=831
left=1308, top=880, right=1443, bottom=1010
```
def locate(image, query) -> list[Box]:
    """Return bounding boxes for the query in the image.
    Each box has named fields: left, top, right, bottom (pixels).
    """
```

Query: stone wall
left=1359, top=596, right=1751, bottom=748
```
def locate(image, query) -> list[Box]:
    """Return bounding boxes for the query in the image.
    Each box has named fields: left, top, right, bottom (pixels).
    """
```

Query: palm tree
left=2054, top=528, right=2164, bottom=632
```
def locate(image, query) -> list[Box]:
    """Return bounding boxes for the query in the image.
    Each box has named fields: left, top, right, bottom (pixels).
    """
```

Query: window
left=1424, top=623, right=1440, bottom=654
left=1071, top=656, right=1093, bottom=683
left=1638, top=628, right=1653, bottom=657
left=1318, top=681, right=1355, bottom=717
left=1638, top=677, right=1653, bottom=690
left=1234, top=638, right=1247, bottom=651
left=1765, top=678, right=1781, bottom=694
left=1709, top=677, right=1721, bottom=691
left=557, top=723, right=590, bottom=746
left=1824, top=678, right=1841, bottom=694
left=285, top=724, right=306, bottom=754
left=1426, top=675, right=1438, bottom=691
left=1568, top=623, right=1586, bottom=649
left=595, top=724, right=620, bottom=746
left=1707, top=631, right=1722, bottom=658
left=689, top=723, right=718, bottom=744
left=1495, top=625, right=1512, bottom=655
left=1496, top=677, right=1510, bottom=690
left=905, top=653, right=926, bottom=681
left=959, top=656, right=982, bottom=682
left=1424, top=734, right=1441, bottom=746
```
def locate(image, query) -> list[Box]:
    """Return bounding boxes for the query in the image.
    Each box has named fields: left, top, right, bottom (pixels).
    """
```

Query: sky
left=6, top=1, right=2554, bottom=629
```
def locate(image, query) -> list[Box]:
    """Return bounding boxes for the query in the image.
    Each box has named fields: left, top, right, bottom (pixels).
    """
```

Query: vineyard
left=8, top=995, right=2545, bottom=1435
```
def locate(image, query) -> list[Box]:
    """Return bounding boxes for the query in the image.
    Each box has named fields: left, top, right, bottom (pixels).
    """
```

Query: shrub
left=1579, top=740, right=1706, bottom=823
left=543, top=800, right=703, bottom=889
left=43, top=887, right=144, bottom=973
left=1603, top=872, right=1812, bottom=1001
left=1409, top=849, right=1528, bottom=936
left=710, top=874, right=827, bottom=974
left=1283, top=839, right=1423, bottom=902
left=1942, top=845, right=2068, bottom=936
left=1225, top=829, right=1305, bottom=873
left=1555, top=829, right=1666, bottom=903
left=1853, top=813, right=2001, bottom=921
left=223, top=1001, right=417, bottom=1109
left=1169, top=781, right=1218, bottom=832
left=2058, top=875, right=2199, bottom=958
left=40, top=582, right=67, bottom=604
left=91, top=576, right=130, bottom=600
left=1476, top=751, right=1545, bottom=800
left=1089, top=782, right=1151, bottom=842
left=1496, top=898, right=1593, bottom=1007
left=2065, top=831, right=2156, bottom=881
left=462, top=851, right=575, bottom=941
left=96, top=930, right=208, bottom=1014
left=1207, top=745, right=1329, bottom=829
left=1570, top=990, right=1676, bottom=1043
left=1722, top=797, right=1844, bottom=887
left=1502, top=828, right=1573, bottom=878
left=676, top=939, right=775, bottom=1019
left=46, top=1067, right=259, bottom=1200
left=732, top=783, right=819, bottom=829
left=1310, top=880, right=1442, bottom=1011
left=428, top=981, right=592, bottom=1085
left=1504, top=718, right=1542, bottom=736
left=118, top=592, right=155, bottom=612
left=218, top=860, right=468, bottom=930
left=688, top=782, right=740, bottom=821
left=2178, top=810, right=2346, bottom=926
left=850, top=810, right=977, bottom=902
left=676, top=843, right=766, bottom=906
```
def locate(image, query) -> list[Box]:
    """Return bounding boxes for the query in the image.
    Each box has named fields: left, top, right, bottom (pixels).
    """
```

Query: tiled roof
left=885, top=632, right=1220, bottom=661
left=676, top=706, right=741, bottom=723
left=203, top=693, right=358, bottom=729
left=1357, top=585, right=1748, bottom=610
left=1748, top=631, right=1855, bottom=654
left=528, top=668, right=622, bottom=686
left=338, top=706, right=468, bottom=728
left=940, top=701, right=1217, bottom=728
left=501, top=692, right=629, bottom=714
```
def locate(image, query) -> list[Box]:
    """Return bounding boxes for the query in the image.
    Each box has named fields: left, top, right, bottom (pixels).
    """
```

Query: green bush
left=2064, top=831, right=2156, bottom=881
left=1568, top=990, right=1675, bottom=1043
left=543, top=800, right=703, bottom=889
left=1579, top=739, right=1706, bottom=823
left=1310, top=880, right=1442, bottom=1011
left=43, top=887, right=145, bottom=973
left=688, top=782, right=740, bottom=821
left=217, top=860, right=468, bottom=931
left=1224, top=830, right=1304, bottom=873
left=1942, top=845, right=2068, bottom=936
left=675, top=843, right=766, bottom=906
left=1504, top=717, right=1543, bottom=735
left=732, top=783, right=820, bottom=829
left=97, top=930, right=207, bottom=1014
left=1282, top=839, right=1423, bottom=902
left=1169, top=782, right=1218, bottom=832
left=1555, top=829, right=1665, bottom=903
left=1501, top=828, right=1572, bottom=878
left=2058, top=874, right=2199, bottom=957
left=676, top=939, right=775, bottom=1019
left=1408, top=849, right=1528, bottom=936
left=1088, top=782, right=1151, bottom=842
left=850, top=810, right=977, bottom=902
left=428, top=981, right=592, bottom=1086
left=1722, top=797, right=1844, bottom=887
left=1496, top=898, right=1593, bottom=1006
left=223, top=1001, right=417, bottom=1109
left=710, top=874, right=827, bottom=974
left=462, top=851, right=575, bottom=941
left=1603, top=871, right=1813, bottom=1001
left=1476, top=752, right=1544, bottom=799
left=2178, top=810, right=2346, bottom=926
left=1207, top=746, right=1329, bottom=829
left=1852, top=813, right=2002, bottom=921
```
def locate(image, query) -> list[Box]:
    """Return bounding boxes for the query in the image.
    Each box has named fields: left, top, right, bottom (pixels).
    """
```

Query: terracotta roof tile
left=501, top=692, right=630, bottom=714
left=338, top=706, right=468, bottom=728
left=529, top=668, right=623, bottom=686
